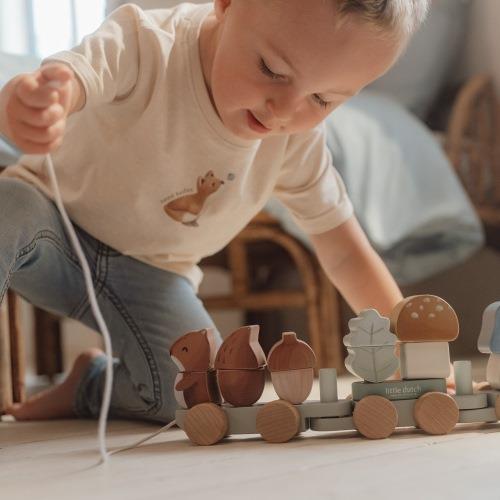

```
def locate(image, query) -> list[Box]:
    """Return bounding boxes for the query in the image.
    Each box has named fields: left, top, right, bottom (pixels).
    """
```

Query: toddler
left=0, top=0, right=428, bottom=422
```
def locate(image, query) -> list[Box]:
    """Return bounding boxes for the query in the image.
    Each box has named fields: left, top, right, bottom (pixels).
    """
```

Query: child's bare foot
left=5, top=348, right=104, bottom=420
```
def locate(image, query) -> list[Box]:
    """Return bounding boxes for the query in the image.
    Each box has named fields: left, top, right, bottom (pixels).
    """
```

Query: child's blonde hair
left=334, top=0, right=430, bottom=37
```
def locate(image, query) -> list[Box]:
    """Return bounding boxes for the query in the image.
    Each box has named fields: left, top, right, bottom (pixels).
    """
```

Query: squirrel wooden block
left=215, top=325, right=266, bottom=407
left=267, top=331, right=316, bottom=404
left=170, top=328, right=221, bottom=409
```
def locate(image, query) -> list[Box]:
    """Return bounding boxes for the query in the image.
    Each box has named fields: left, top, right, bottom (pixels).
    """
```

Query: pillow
left=368, top=0, right=470, bottom=119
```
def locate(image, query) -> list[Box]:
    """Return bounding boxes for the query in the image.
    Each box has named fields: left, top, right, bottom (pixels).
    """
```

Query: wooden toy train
left=171, top=295, right=500, bottom=445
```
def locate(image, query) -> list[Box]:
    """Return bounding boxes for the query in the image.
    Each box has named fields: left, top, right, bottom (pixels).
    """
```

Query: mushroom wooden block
left=267, top=331, right=317, bottom=404
left=215, top=325, right=266, bottom=407
left=390, top=295, right=459, bottom=342
left=170, top=328, right=221, bottom=409
left=391, top=295, right=458, bottom=380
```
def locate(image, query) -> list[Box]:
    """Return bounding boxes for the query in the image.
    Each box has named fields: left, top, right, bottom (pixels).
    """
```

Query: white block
left=319, top=368, right=338, bottom=402
left=400, top=342, right=450, bottom=380
left=486, top=353, right=500, bottom=390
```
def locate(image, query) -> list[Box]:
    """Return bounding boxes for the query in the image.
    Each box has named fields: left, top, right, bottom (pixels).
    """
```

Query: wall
left=461, top=0, right=500, bottom=97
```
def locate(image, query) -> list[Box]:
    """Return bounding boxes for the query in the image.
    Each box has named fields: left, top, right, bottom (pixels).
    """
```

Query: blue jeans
left=0, top=178, right=221, bottom=422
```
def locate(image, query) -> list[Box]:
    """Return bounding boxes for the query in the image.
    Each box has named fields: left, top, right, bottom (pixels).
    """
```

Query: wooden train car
left=175, top=367, right=500, bottom=445
left=172, top=296, right=500, bottom=446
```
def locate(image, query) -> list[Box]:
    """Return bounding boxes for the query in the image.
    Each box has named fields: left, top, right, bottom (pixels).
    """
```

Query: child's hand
left=4, top=63, right=75, bottom=154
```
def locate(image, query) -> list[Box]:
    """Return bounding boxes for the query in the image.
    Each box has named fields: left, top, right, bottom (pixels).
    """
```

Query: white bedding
left=265, top=91, right=484, bottom=285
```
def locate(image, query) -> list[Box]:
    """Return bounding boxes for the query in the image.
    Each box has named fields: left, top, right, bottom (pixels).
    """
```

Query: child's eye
left=259, top=58, right=283, bottom=80
left=313, top=94, right=330, bottom=109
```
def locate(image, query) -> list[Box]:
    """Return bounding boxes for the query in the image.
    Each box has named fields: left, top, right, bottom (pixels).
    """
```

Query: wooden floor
left=2, top=362, right=500, bottom=500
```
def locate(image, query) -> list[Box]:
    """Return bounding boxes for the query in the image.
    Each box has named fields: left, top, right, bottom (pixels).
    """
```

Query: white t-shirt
left=2, top=3, right=353, bottom=289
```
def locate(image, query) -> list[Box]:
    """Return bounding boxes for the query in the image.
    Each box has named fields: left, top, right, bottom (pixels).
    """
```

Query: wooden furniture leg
left=8, top=291, right=25, bottom=403
left=0, top=293, right=13, bottom=412
left=34, top=308, right=63, bottom=381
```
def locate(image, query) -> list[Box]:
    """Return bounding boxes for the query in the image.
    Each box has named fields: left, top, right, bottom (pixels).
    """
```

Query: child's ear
left=214, top=0, right=232, bottom=21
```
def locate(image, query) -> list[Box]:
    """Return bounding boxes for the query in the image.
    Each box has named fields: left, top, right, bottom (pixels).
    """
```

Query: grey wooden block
left=485, top=390, right=500, bottom=407
left=453, top=360, right=473, bottom=395
left=298, top=400, right=353, bottom=419
left=309, top=416, right=355, bottom=432
left=319, top=368, right=338, bottom=402
left=224, top=404, right=263, bottom=434
left=352, top=379, right=446, bottom=401
left=459, top=406, right=498, bottom=424
left=391, top=399, right=417, bottom=427
left=225, top=403, right=310, bottom=435
left=176, top=408, right=187, bottom=429
left=452, top=393, right=488, bottom=410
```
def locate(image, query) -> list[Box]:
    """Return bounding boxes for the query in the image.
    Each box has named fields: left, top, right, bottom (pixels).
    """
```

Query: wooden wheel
left=414, top=392, right=459, bottom=435
left=353, top=395, right=398, bottom=439
left=184, top=403, right=228, bottom=446
left=256, top=400, right=301, bottom=443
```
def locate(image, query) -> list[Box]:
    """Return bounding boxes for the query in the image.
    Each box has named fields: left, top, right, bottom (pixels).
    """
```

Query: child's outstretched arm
left=310, top=215, right=403, bottom=317
left=0, top=62, right=84, bottom=154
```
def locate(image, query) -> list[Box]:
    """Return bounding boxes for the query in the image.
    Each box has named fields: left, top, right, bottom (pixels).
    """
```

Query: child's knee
left=0, top=179, right=50, bottom=224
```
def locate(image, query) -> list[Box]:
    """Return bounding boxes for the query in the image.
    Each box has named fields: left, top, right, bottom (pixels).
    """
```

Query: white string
left=45, top=152, right=177, bottom=461
left=43, top=81, right=177, bottom=460
left=45, top=153, right=113, bottom=463
left=109, top=419, right=177, bottom=456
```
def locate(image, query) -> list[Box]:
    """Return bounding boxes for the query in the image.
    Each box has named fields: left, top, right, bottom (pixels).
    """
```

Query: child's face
left=200, top=0, right=405, bottom=140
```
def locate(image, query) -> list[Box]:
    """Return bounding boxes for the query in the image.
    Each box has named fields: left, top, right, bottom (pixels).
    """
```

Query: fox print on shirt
left=163, top=170, right=225, bottom=227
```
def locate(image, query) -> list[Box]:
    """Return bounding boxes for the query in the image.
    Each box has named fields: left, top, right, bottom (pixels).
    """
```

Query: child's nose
left=266, top=92, right=301, bottom=124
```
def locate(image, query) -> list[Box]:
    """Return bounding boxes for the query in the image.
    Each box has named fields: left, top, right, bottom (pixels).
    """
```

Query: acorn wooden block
left=267, top=331, right=316, bottom=404
left=215, top=325, right=266, bottom=407
left=170, top=328, right=221, bottom=409
left=390, top=295, right=459, bottom=342
left=400, top=341, right=451, bottom=380
left=343, top=309, right=399, bottom=383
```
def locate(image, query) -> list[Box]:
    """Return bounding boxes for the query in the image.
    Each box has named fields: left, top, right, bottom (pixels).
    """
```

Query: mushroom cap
left=390, top=295, right=459, bottom=342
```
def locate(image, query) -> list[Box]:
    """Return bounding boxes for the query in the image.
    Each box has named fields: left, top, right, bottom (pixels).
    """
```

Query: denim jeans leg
left=71, top=250, right=221, bottom=423
left=1, top=178, right=221, bottom=423
left=0, top=178, right=89, bottom=316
